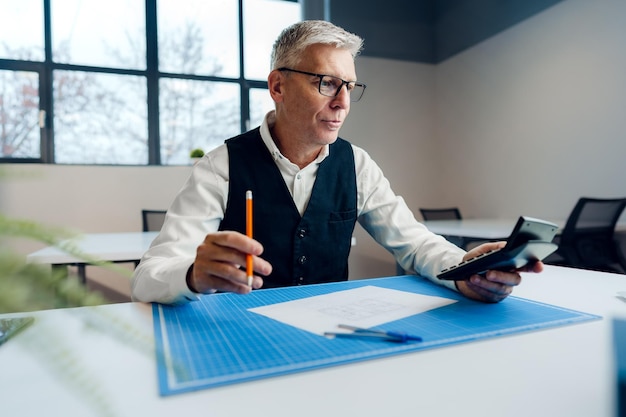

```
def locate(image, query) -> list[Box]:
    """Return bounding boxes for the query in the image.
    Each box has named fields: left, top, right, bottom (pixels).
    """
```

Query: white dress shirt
left=131, top=111, right=465, bottom=304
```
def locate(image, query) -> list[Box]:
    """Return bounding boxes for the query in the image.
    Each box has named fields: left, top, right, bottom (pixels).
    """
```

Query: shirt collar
left=260, top=110, right=330, bottom=165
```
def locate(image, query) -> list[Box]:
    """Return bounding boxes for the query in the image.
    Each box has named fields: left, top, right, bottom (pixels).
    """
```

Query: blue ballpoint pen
left=324, top=324, right=422, bottom=343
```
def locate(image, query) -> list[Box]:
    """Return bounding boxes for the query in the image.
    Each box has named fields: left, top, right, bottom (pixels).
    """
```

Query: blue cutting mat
left=152, top=275, right=600, bottom=396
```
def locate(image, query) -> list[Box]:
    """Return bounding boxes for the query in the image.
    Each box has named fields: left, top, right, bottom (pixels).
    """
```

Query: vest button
left=297, top=276, right=304, bottom=285
left=298, top=255, right=307, bottom=264
left=298, top=229, right=306, bottom=238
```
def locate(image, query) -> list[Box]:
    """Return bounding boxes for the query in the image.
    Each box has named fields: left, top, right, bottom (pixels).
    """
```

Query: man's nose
left=332, top=84, right=351, bottom=106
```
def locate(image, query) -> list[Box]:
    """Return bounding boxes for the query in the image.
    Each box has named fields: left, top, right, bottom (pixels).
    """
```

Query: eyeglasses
left=277, top=68, right=366, bottom=102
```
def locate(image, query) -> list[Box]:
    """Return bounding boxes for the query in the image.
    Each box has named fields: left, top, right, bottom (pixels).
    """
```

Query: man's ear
left=267, top=70, right=284, bottom=103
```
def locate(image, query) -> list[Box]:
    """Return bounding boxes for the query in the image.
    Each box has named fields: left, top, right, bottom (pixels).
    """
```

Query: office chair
left=141, top=209, right=167, bottom=232
left=546, top=197, right=626, bottom=274
left=419, top=207, right=462, bottom=221
left=418, top=207, right=483, bottom=249
left=395, top=207, right=467, bottom=275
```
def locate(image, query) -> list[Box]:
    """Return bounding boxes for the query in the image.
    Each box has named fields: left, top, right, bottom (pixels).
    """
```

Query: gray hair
left=270, top=20, right=364, bottom=70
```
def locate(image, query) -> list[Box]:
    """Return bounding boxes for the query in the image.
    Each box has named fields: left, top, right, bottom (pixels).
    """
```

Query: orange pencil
left=246, top=190, right=253, bottom=287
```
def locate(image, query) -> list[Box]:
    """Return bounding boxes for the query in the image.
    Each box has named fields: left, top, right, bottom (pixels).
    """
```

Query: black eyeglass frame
left=277, top=67, right=366, bottom=102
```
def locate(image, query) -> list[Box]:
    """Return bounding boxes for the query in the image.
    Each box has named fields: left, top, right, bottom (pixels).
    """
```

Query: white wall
left=2, top=0, right=626, bottom=293
left=435, top=0, right=626, bottom=219
left=342, top=57, right=439, bottom=278
left=0, top=165, right=191, bottom=240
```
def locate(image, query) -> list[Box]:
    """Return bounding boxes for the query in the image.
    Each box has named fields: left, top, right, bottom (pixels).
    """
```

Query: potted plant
left=189, top=148, right=204, bottom=165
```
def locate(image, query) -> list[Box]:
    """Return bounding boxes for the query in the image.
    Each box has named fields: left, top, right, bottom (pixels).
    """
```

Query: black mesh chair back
left=418, top=207, right=471, bottom=249
left=419, top=207, right=462, bottom=221
left=142, top=209, right=167, bottom=232
left=555, top=197, right=626, bottom=273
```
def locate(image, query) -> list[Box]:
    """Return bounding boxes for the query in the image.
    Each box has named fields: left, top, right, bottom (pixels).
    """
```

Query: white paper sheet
left=248, top=285, right=457, bottom=336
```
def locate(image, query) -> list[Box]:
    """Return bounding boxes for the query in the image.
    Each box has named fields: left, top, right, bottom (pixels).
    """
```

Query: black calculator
left=438, top=216, right=559, bottom=280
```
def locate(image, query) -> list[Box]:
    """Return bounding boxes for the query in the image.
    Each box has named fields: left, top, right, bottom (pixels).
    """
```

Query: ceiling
left=310, top=0, right=565, bottom=63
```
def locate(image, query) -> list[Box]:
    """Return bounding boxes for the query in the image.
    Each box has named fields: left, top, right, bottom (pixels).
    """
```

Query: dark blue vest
left=219, top=128, right=357, bottom=288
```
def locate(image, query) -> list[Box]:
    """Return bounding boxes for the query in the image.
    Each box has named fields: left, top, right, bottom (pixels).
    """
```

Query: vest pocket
left=328, top=208, right=357, bottom=223
left=327, top=209, right=357, bottom=255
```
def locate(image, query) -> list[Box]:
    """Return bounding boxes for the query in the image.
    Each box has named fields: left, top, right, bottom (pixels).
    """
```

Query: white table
left=424, top=218, right=626, bottom=241
left=26, top=232, right=355, bottom=284
left=1, top=265, right=625, bottom=417
left=26, top=231, right=158, bottom=283
left=423, top=218, right=559, bottom=240
left=421, top=218, right=533, bottom=251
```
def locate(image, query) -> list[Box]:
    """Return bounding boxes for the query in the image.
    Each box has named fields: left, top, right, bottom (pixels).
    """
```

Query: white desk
left=26, top=232, right=354, bottom=284
left=424, top=218, right=626, bottom=241
left=1, top=265, right=625, bottom=417
left=421, top=218, right=532, bottom=251
left=26, top=231, right=158, bottom=283
left=423, top=218, right=559, bottom=240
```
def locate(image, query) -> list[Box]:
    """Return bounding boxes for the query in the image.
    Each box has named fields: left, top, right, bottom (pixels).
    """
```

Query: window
left=0, top=0, right=45, bottom=61
left=54, top=71, right=148, bottom=164
left=51, top=0, right=146, bottom=70
left=0, top=70, right=41, bottom=158
left=158, top=0, right=239, bottom=78
left=0, top=0, right=301, bottom=165
left=159, top=79, right=239, bottom=165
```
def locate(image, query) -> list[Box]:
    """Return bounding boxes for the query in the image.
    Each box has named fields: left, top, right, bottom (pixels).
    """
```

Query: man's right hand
left=186, top=231, right=272, bottom=295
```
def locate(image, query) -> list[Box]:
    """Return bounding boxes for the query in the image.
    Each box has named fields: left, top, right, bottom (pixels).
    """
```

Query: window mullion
left=238, top=0, right=250, bottom=132
left=146, top=0, right=160, bottom=165
left=41, top=0, right=54, bottom=163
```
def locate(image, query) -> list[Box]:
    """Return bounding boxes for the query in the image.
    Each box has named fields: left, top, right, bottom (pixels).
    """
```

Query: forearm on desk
left=132, top=256, right=198, bottom=304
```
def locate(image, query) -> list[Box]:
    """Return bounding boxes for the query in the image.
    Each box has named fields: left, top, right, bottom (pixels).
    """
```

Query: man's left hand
left=455, top=241, right=544, bottom=303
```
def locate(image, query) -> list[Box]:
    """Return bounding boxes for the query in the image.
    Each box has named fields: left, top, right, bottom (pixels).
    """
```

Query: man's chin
left=322, top=130, right=341, bottom=142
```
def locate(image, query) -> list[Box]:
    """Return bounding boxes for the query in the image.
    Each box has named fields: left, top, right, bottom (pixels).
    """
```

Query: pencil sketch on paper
left=248, top=285, right=457, bottom=336
left=317, top=298, right=403, bottom=321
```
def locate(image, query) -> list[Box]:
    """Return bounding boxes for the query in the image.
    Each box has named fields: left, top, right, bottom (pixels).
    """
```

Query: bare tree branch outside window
left=0, top=67, right=40, bottom=158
